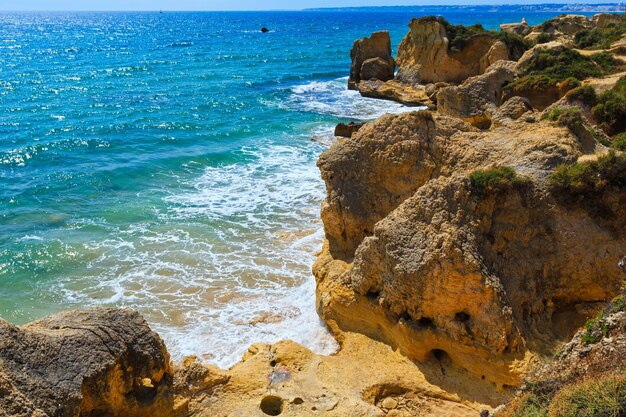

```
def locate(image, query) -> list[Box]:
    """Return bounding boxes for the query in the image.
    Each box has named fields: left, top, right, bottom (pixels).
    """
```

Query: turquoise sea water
left=0, top=9, right=595, bottom=366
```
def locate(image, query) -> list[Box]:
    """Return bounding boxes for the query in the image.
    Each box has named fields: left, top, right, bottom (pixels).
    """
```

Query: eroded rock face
left=395, top=18, right=508, bottom=84
left=0, top=308, right=175, bottom=417
left=437, top=60, right=518, bottom=128
left=349, top=31, right=395, bottom=89
left=317, top=111, right=477, bottom=258
left=315, top=111, right=625, bottom=387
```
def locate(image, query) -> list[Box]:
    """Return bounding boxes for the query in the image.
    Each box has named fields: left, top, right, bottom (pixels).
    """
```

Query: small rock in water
left=261, top=27, right=269, bottom=33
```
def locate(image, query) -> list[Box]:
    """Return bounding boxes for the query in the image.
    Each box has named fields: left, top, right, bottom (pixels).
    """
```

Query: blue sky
left=0, top=0, right=618, bottom=11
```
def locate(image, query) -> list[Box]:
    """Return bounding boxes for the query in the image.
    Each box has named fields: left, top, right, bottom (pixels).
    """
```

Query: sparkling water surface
left=0, top=9, right=590, bottom=367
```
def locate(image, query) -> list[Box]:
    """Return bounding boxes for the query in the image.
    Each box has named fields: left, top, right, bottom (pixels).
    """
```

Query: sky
left=0, top=0, right=619, bottom=11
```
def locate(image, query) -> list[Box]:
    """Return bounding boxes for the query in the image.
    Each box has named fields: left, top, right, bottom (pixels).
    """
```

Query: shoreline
left=2, top=9, right=626, bottom=417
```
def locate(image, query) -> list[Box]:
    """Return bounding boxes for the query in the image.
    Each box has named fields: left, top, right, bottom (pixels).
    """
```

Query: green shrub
left=592, top=77, right=626, bottom=135
left=500, top=393, right=549, bottom=417
left=470, top=165, right=530, bottom=195
left=566, top=85, right=598, bottom=106
left=612, top=132, right=626, bottom=151
left=542, top=107, right=583, bottom=126
left=497, top=31, right=534, bottom=61
left=582, top=292, right=626, bottom=344
left=536, top=32, right=555, bottom=44
left=509, top=49, right=618, bottom=94
left=549, top=151, right=626, bottom=195
left=574, top=15, right=626, bottom=50
left=548, top=375, right=626, bottom=417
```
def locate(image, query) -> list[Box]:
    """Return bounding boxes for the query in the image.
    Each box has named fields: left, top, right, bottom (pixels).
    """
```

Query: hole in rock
left=366, top=291, right=380, bottom=301
left=455, top=312, right=470, bottom=323
left=430, top=349, right=449, bottom=362
left=292, top=397, right=304, bottom=405
left=270, top=360, right=277, bottom=367
left=399, top=311, right=412, bottom=322
left=260, top=395, right=283, bottom=416
left=417, top=317, right=435, bottom=329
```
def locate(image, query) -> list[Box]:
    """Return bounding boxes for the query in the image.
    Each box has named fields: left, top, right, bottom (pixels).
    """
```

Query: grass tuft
left=470, top=166, right=530, bottom=195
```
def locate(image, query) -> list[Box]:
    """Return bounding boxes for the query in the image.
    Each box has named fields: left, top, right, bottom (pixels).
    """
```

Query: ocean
left=0, top=9, right=596, bottom=367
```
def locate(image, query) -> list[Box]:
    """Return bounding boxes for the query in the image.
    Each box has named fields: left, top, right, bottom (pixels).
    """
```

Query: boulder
left=0, top=308, right=176, bottom=417
left=437, top=60, right=517, bottom=128
left=349, top=31, right=395, bottom=89
left=491, top=96, right=534, bottom=127
left=359, top=57, right=395, bottom=83
left=394, top=18, right=508, bottom=84
left=335, top=122, right=365, bottom=138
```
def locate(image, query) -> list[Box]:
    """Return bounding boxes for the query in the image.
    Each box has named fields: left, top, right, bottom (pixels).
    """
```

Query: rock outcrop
left=357, top=79, right=434, bottom=107
left=349, top=31, right=395, bottom=89
left=590, top=13, right=623, bottom=29
left=500, top=20, right=531, bottom=37
left=525, top=15, right=592, bottom=46
left=334, top=121, right=364, bottom=138
left=314, top=110, right=624, bottom=388
left=0, top=308, right=176, bottom=417
left=394, top=18, right=509, bottom=84
left=437, top=60, right=517, bottom=128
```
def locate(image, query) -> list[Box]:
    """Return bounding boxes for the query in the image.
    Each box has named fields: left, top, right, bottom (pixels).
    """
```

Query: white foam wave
left=284, top=76, right=412, bottom=120
left=54, top=139, right=338, bottom=368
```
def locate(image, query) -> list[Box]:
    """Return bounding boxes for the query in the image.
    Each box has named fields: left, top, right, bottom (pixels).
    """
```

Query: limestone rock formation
left=179, top=332, right=501, bottom=417
left=357, top=79, right=434, bottom=107
left=315, top=110, right=625, bottom=387
left=590, top=13, right=623, bottom=29
left=349, top=31, right=395, bottom=89
left=394, top=18, right=509, bottom=84
left=437, top=60, right=518, bottom=128
left=0, top=308, right=176, bottom=417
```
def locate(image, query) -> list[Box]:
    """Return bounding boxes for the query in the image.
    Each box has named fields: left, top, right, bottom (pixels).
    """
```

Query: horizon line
left=1, top=2, right=624, bottom=13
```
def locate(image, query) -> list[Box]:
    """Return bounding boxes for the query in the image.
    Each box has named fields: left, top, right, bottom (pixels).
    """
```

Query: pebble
left=381, top=397, right=398, bottom=409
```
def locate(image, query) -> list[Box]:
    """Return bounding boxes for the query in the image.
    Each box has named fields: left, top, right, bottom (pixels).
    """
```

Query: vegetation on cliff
left=469, top=165, right=530, bottom=195
left=500, top=293, right=626, bottom=417
left=415, top=15, right=531, bottom=59
left=592, top=76, right=626, bottom=135
left=549, top=151, right=626, bottom=195
left=508, top=48, right=617, bottom=94
left=575, top=14, right=626, bottom=49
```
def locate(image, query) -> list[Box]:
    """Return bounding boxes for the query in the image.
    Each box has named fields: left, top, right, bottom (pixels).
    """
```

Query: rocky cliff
left=315, top=107, right=625, bottom=389
left=394, top=17, right=509, bottom=85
